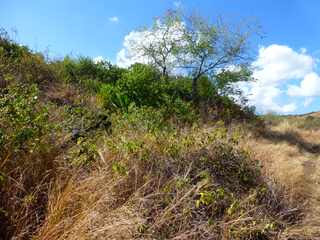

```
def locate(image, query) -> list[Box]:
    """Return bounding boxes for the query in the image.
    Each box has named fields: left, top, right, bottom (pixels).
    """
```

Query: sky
left=1, top=0, right=320, bottom=114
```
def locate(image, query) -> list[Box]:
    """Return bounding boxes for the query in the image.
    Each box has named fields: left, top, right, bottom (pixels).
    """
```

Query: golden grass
left=5, top=99, right=320, bottom=239
left=34, top=114, right=316, bottom=240
left=36, top=170, right=143, bottom=240
left=245, top=116, right=320, bottom=238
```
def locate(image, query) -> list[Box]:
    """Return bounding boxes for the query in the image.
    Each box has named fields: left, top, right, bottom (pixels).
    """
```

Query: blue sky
left=1, top=0, right=320, bottom=114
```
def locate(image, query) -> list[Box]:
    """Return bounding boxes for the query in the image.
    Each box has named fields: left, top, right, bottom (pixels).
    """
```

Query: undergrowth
left=36, top=108, right=300, bottom=240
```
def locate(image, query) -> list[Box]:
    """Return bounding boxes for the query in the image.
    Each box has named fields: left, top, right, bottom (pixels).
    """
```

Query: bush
left=0, top=83, right=56, bottom=239
left=99, top=63, right=197, bottom=122
left=0, top=84, right=51, bottom=156
left=100, top=63, right=164, bottom=108
left=51, top=56, right=125, bottom=91
left=88, top=113, right=284, bottom=239
left=0, top=29, right=55, bottom=85
left=299, top=115, right=320, bottom=130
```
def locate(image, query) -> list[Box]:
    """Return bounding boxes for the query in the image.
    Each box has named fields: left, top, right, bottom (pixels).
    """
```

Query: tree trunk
left=162, top=67, right=169, bottom=83
left=0, top=74, right=8, bottom=89
left=192, top=77, right=199, bottom=104
left=162, top=66, right=167, bottom=77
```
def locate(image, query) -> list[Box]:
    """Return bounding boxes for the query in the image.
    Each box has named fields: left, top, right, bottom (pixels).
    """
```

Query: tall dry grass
left=245, top=116, right=320, bottom=239
left=35, top=111, right=305, bottom=240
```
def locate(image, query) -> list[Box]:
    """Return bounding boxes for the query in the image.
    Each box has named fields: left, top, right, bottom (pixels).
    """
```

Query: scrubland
left=0, top=29, right=319, bottom=240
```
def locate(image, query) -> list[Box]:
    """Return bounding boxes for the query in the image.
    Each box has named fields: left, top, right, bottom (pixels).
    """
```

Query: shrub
left=99, top=63, right=197, bottom=122
left=0, top=83, right=55, bottom=239
left=0, top=29, right=55, bottom=85
left=299, top=115, right=320, bottom=130
left=167, top=76, right=192, bottom=100
left=0, top=84, right=51, bottom=157
left=86, top=113, right=284, bottom=239
left=51, top=56, right=125, bottom=91
left=102, top=63, right=165, bottom=107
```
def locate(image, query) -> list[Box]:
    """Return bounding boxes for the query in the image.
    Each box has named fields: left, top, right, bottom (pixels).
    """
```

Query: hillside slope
left=246, top=113, right=320, bottom=238
left=1, top=32, right=320, bottom=239
left=33, top=112, right=320, bottom=240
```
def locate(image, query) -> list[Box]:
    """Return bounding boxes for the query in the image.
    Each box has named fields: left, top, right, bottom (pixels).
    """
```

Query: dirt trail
left=302, top=155, right=320, bottom=216
left=246, top=123, right=320, bottom=237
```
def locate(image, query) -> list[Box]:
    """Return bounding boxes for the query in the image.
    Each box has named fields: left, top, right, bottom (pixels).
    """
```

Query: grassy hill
left=0, top=31, right=320, bottom=240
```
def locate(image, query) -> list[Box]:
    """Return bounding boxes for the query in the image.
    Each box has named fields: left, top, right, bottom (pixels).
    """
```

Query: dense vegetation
left=0, top=11, right=318, bottom=239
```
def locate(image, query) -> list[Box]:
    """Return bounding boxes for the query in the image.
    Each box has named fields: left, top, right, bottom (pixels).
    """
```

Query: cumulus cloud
left=109, top=16, right=119, bottom=23
left=116, top=20, right=185, bottom=69
left=245, top=44, right=318, bottom=114
left=287, top=72, right=320, bottom=97
left=252, top=44, right=314, bottom=85
left=116, top=31, right=151, bottom=67
left=244, top=82, right=297, bottom=114
left=303, top=97, right=314, bottom=107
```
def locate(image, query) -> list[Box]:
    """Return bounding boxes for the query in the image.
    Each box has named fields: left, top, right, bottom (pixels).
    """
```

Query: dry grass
left=3, top=76, right=320, bottom=239
left=245, top=116, right=320, bottom=239
left=33, top=112, right=309, bottom=240
left=36, top=167, right=144, bottom=240
left=0, top=79, right=102, bottom=239
left=4, top=103, right=320, bottom=239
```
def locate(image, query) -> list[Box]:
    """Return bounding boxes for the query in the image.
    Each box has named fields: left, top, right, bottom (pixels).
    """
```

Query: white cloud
left=252, top=44, right=314, bottom=86
left=245, top=82, right=297, bottom=114
left=287, top=72, right=320, bottom=97
left=244, top=44, right=317, bottom=114
left=116, top=31, right=151, bottom=68
left=281, top=103, right=297, bottom=113
left=93, top=56, right=107, bottom=64
left=116, top=21, right=185, bottom=69
left=109, top=16, right=119, bottom=23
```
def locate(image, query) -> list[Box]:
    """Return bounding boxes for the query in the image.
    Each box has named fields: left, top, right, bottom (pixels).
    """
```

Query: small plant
left=112, top=162, right=128, bottom=176
left=69, top=137, right=98, bottom=166
left=196, top=188, right=225, bottom=208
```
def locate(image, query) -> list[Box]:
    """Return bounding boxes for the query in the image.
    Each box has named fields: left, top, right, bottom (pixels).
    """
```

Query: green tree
left=122, top=11, right=185, bottom=79
left=179, top=14, right=253, bottom=103
left=126, top=11, right=254, bottom=104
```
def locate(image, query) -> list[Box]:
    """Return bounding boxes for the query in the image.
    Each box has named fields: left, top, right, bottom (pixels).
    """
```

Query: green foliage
left=198, top=75, right=216, bottom=100
left=195, top=188, right=225, bottom=208
left=0, top=26, right=293, bottom=240
left=0, top=83, right=56, bottom=239
left=166, top=97, right=197, bottom=122
left=100, top=63, right=164, bottom=109
left=0, top=84, right=51, bottom=157
left=0, top=28, right=54, bottom=85
left=52, top=56, right=125, bottom=91
left=69, top=137, right=98, bottom=166
left=112, top=162, right=128, bottom=176
left=167, top=76, right=192, bottom=99
left=214, top=66, right=253, bottom=97
left=111, top=105, right=169, bottom=134
left=100, top=64, right=197, bottom=122
left=105, top=110, right=282, bottom=239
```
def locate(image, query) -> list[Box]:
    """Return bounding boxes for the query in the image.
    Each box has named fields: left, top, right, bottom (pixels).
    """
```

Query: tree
left=121, top=11, right=185, bottom=79
left=122, top=10, right=254, bottom=104
left=179, top=14, right=253, bottom=103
